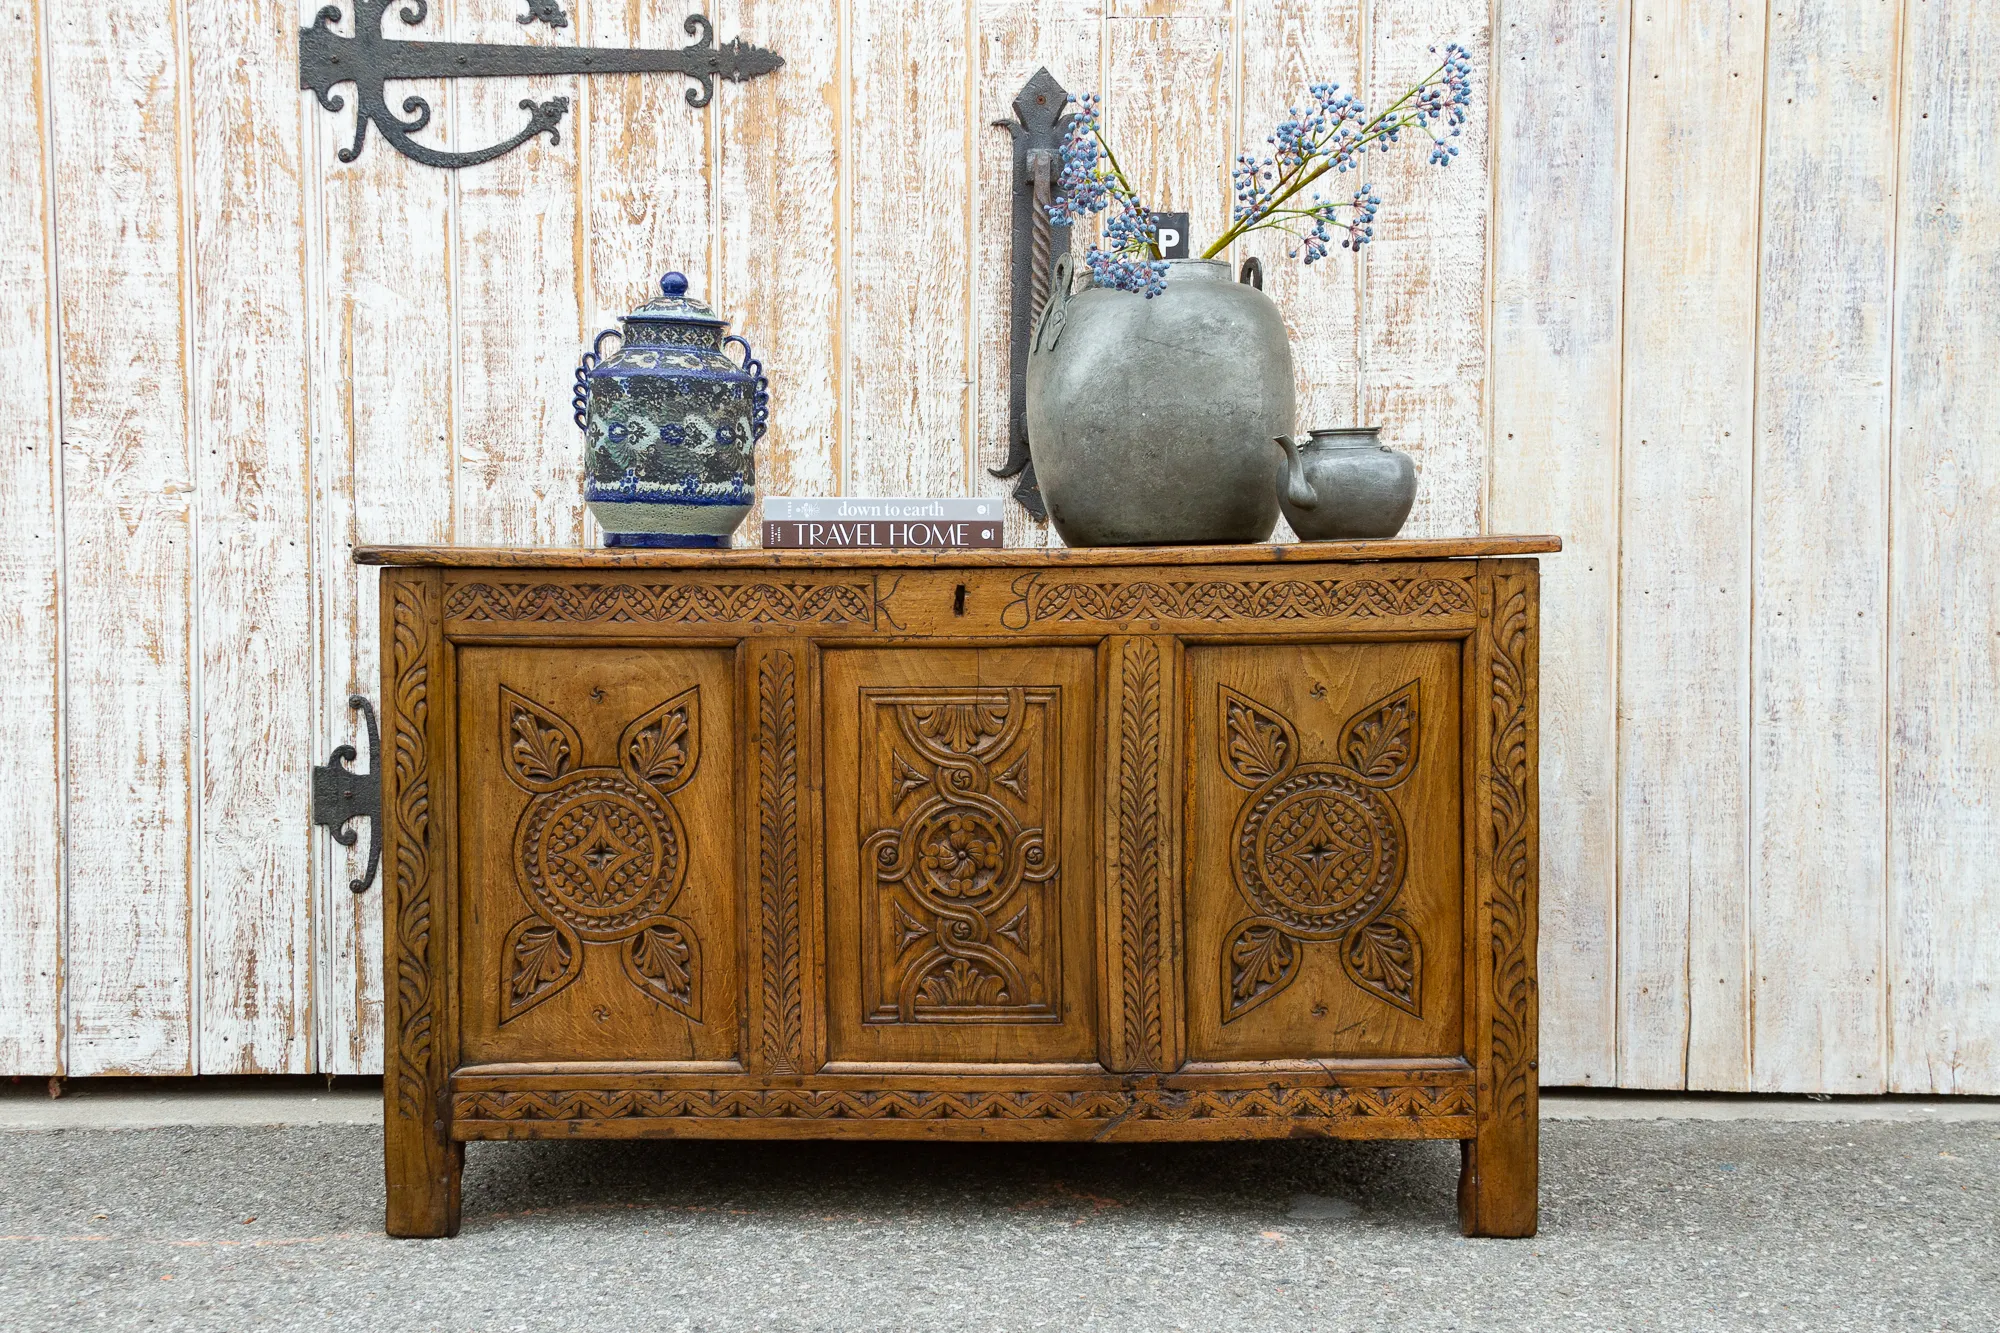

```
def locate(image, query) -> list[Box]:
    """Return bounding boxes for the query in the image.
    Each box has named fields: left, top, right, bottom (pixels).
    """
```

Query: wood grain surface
left=0, top=0, right=64, bottom=1075
left=1887, top=0, right=2000, bottom=1094
left=1615, top=0, right=1766, bottom=1091
left=1485, top=0, right=1626, bottom=1088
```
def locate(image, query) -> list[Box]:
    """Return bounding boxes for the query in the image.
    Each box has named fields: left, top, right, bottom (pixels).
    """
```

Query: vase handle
left=723, top=334, right=771, bottom=442
left=573, top=327, right=620, bottom=431
left=1031, top=252, right=1076, bottom=355
left=1239, top=256, right=1264, bottom=291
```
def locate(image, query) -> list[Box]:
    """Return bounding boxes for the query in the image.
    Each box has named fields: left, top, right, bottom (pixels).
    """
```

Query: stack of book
left=761, top=497, right=1004, bottom=549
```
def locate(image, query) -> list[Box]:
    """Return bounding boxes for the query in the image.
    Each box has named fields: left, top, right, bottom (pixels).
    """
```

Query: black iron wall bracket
left=300, top=1, right=783, bottom=170
left=314, top=696, right=382, bottom=896
left=988, top=68, right=1076, bottom=523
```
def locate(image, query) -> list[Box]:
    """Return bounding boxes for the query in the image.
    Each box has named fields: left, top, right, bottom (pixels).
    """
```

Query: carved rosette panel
left=1220, top=681, right=1425, bottom=1022
left=445, top=580, right=871, bottom=626
left=498, top=685, right=704, bottom=1023
left=1004, top=573, right=1473, bottom=628
left=860, top=688, right=1060, bottom=1023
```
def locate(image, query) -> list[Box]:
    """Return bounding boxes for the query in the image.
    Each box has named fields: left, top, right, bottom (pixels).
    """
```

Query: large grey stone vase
left=1026, top=256, right=1296, bottom=546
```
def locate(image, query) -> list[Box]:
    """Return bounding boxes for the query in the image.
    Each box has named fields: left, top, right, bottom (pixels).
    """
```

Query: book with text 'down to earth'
left=760, top=496, right=1003, bottom=549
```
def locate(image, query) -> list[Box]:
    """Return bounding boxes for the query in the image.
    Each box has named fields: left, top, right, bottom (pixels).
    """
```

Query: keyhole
left=953, top=584, right=967, bottom=615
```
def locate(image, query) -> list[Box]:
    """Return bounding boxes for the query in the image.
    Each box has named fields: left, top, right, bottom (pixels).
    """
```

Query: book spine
left=762, top=497, right=1000, bottom=523
left=761, top=520, right=1004, bottom=550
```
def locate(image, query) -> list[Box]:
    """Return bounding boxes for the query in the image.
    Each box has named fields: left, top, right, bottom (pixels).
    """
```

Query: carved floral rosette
left=497, top=684, right=704, bottom=1022
left=1220, top=680, right=1424, bottom=1021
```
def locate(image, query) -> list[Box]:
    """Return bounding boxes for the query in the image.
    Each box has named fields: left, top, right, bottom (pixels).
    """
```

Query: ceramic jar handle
left=572, top=328, right=621, bottom=431
left=1238, top=256, right=1264, bottom=290
left=723, top=334, right=771, bottom=442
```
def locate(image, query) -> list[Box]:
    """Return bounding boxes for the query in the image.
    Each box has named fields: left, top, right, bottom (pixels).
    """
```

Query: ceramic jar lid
left=625, top=271, right=727, bottom=327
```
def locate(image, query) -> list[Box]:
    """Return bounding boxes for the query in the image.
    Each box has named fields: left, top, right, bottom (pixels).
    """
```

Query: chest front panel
left=820, top=646, right=1100, bottom=1065
left=1181, top=640, right=1465, bottom=1062
left=455, top=644, right=740, bottom=1066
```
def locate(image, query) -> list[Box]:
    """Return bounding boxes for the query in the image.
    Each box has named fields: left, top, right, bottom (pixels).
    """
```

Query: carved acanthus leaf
left=1221, top=686, right=1296, bottom=788
left=501, top=687, right=581, bottom=791
left=1224, top=917, right=1300, bottom=1021
left=1341, top=680, right=1421, bottom=787
left=621, top=688, right=700, bottom=796
left=623, top=919, right=700, bottom=1019
left=1341, top=912, right=1422, bottom=1016
left=500, top=915, right=583, bottom=1023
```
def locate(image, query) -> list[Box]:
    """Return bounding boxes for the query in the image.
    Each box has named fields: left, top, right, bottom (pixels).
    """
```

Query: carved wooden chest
left=358, top=537, right=1553, bottom=1238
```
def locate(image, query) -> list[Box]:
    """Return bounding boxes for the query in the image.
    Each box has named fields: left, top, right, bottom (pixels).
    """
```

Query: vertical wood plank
left=1105, top=13, right=1235, bottom=264
left=586, top=0, right=717, bottom=391
left=1748, top=0, right=1899, bottom=1094
left=311, top=11, right=458, bottom=1075
left=1618, top=0, right=1767, bottom=1090
left=972, top=0, right=1101, bottom=547
left=1237, top=0, right=1365, bottom=440
left=1888, top=0, right=2000, bottom=1095
left=452, top=2, right=585, bottom=545
left=846, top=0, right=973, bottom=498
left=49, top=0, right=196, bottom=1075
left=718, top=0, right=840, bottom=526
left=1362, top=0, right=1489, bottom=538
left=1487, top=0, right=1627, bottom=1085
left=0, top=0, right=65, bottom=1076
left=187, top=0, right=314, bottom=1074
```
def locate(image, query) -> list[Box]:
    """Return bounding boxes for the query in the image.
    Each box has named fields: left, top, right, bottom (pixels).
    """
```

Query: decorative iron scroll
left=986, top=67, right=1076, bottom=521
left=300, top=3, right=783, bottom=170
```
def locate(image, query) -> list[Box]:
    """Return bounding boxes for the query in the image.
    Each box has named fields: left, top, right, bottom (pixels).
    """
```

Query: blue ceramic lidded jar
left=572, top=272, right=770, bottom=547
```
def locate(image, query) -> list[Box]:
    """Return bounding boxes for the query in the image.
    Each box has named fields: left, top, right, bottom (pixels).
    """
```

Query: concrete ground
left=0, top=1088, right=1994, bottom=1331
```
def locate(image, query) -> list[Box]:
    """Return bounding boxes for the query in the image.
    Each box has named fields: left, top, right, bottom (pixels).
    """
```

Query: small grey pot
left=1274, top=427, right=1418, bottom=540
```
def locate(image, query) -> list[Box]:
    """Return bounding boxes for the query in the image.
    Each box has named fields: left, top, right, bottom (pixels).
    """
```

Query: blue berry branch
left=1048, top=44, right=1474, bottom=295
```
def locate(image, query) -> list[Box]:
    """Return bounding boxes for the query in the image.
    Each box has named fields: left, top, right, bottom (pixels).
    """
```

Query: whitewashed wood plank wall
left=0, top=0, right=1992, bottom=1091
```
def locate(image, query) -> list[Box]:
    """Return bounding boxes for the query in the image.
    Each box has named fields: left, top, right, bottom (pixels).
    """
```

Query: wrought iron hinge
left=300, top=3, right=784, bottom=171
left=987, top=67, right=1076, bottom=523
left=314, top=696, right=382, bottom=896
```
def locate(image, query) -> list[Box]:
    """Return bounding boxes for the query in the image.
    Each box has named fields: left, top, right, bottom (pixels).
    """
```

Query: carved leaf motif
left=1224, top=917, right=1301, bottom=1021
left=916, top=958, right=1010, bottom=1009
left=620, top=688, right=701, bottom=796
left=910, top=701, right=1009, bottom=754
left=514, top=713, right=570, bottom=780
left=623, top=918, right=701, bottom=1019
left=1341, top=680, right=1421, bottom=787
left=1221, top=686, right=1297, bottom=788
left=499, top=915, right=582, bottom=1023
left=628, top=707, right=690, bottom=786
left=1341, top=913, right=1422, bottom=1016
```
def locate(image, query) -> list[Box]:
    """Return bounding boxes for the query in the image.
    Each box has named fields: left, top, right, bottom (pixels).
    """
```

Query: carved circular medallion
left=515, top=772, right=680, bottom=941
left=903, top=795, right=1021, bottom=911
left=1236, top=765, right=1403, bottom=940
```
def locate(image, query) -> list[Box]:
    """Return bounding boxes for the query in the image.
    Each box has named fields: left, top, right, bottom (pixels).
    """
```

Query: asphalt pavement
left=0, top=1110, right=1993, bottom=1331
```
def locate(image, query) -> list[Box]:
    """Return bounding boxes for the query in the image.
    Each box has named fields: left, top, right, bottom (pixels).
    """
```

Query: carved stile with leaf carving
left=364, top=543, right=1547, bottom=1239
